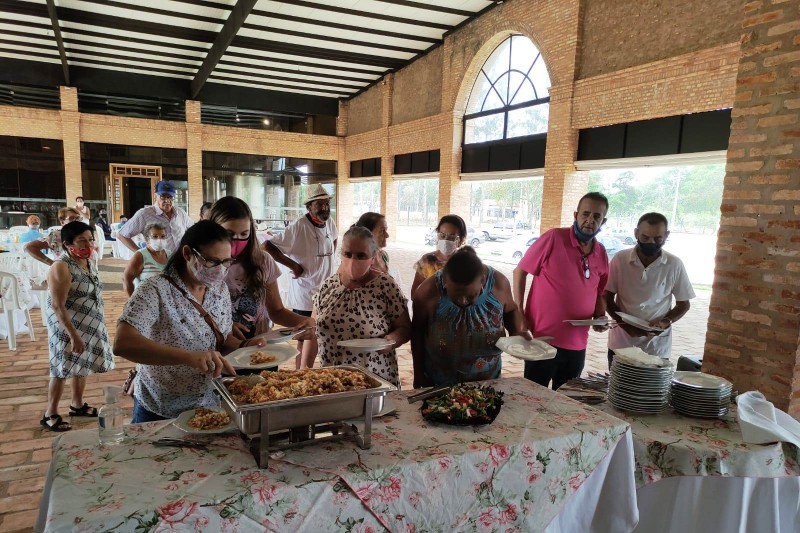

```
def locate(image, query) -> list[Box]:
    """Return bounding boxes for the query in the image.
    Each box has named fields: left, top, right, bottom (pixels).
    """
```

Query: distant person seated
left=119, top=215, right=128, bottom=226
left=24, top=208, right=81, bottom=266
left=18, top=215, right=43, bottom=244
left=95, top=209, right=116, bottom=241
left=74, top=196, right=91, bottom=222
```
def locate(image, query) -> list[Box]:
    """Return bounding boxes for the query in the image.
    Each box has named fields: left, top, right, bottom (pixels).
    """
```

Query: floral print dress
left=313, top=272, right=407, bottom=387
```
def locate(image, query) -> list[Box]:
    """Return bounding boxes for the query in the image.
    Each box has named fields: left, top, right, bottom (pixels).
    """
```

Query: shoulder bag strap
left=163, top=274, right=226, bottom=350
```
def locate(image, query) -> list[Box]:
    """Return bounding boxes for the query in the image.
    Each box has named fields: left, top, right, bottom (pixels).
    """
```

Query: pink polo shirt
left=518, top=227, right=609, bottom=350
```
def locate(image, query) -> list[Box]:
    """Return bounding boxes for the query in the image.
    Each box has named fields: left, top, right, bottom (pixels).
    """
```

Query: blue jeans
left=131, top=397, right=169, bottom=424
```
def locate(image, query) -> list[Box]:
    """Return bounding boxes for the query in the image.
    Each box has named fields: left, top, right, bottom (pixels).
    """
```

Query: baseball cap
left=156, top=181, right=176, bottom=197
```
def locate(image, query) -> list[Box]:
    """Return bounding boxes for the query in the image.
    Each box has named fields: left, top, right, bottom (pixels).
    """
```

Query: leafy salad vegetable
left=421, top=385, right=504, bottom=424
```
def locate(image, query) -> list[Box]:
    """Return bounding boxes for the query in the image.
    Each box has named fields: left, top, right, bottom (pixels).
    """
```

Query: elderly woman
left=355, top=212, right=390, bottom=274
left=114, top=220, right=263, bottom=423
left=122, top=222, right=168, bottom=296
left=41, top=221, right=114, bottom=431
left=410, top=247, right=527, bottom=388
left=300, top=226, right=411, bottom=387
left=207, top=197, right=315, bottom=341
left=18, top=215, right=43, bottom=244
left=24, top=207, right=82, bottom=266
left=410, top=214, right=467, bottom=299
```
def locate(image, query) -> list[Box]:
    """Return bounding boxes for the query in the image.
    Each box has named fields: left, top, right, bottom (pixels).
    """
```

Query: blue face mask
left=572, top=220, right=602, bottom=243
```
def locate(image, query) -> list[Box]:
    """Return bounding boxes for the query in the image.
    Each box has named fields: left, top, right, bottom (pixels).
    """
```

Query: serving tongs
left=153, top=438, right=208, bottom=450
left=407, top=386, right=451, bottom=404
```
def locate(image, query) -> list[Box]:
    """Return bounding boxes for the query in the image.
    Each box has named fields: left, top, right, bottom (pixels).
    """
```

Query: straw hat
left=304, top=184, right=331, bottom=204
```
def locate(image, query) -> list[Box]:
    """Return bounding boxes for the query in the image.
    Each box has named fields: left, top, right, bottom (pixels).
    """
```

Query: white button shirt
left=607, top=247, right=695, bottom=357
left=269, top=215, right=338, bottom=312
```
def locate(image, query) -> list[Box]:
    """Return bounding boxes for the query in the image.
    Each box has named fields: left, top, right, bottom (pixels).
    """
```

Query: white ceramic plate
left=173, top=409, right=237, bottom=434
left=224, top=344, right=298, bottom=369
left=337, top=338, right=395, bottom=351
left=672, top=371, right=733, bottom=390
left=616, top=312, right=665, bottom=333
left=496, top=336, right=557, bottom=361
left=564, top=318, right=610, bottom=327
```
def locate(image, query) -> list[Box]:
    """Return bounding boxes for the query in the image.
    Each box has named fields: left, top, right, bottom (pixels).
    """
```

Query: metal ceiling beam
left=191, top=0, right=257, bottom=99
left=45, top=0, right=70, bottom=85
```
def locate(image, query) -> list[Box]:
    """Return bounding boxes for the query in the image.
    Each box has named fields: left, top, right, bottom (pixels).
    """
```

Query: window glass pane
left=530, top=56, right=550, bottom=98
left=507, top=103, right=549, bottom=138
left=481, top=87, right=505, bottom=113
left=507, top=71, right=531, bottom=106
left=464, top=113, right=505, bottom=144
left=509, top=35, right=537, bottom=75
left=467, top=73, right=493, bottom=114
left=482, top=39, right=512, bottom=88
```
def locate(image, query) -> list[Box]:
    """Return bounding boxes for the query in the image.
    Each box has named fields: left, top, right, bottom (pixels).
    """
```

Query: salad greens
left=421, top=385, right=504, bottom=424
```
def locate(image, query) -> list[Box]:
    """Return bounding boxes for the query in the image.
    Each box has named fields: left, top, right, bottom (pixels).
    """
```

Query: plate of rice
left=174, top=408, right=237, bottom=434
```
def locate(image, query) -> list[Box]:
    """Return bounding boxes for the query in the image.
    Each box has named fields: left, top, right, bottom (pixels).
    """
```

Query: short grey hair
left=342, top=225, right=378, bottom=256
left=143, top=222, right=167, bottom=240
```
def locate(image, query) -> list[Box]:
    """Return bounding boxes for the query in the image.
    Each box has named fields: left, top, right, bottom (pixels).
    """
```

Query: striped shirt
left=118, top=205, right=193, bottom=254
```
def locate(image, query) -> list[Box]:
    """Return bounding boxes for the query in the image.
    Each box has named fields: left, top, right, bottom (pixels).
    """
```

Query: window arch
left=463, top=35, right=551, bottom=145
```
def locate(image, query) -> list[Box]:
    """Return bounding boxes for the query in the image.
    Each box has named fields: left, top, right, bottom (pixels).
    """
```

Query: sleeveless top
left=422, top=266, right=505, bottom=386
left=133, top=247, right=166, bottom=289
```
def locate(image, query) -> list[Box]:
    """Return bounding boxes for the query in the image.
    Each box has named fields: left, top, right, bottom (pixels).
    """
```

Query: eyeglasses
left=315, top=231, right=333, bottom=258
left=437, top=232, right=460, bottom=242
left=192, top=248, right=235, bottom=269
left=581, top=254, right=590, bottom=279
left=158, top=195, right=174, bottom=201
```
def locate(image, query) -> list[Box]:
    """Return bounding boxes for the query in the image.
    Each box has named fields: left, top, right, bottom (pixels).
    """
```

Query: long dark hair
left=164, top=220, right=230, bottom=276
left=355, top=212, right=385, bottom=234
left=207, top=197, right=268, bottom=304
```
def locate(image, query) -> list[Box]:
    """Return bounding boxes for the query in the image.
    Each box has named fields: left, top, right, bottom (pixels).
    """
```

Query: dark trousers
left=131, top=397, right=169, bottom=424
left=524, top=347, right=586, bottom=390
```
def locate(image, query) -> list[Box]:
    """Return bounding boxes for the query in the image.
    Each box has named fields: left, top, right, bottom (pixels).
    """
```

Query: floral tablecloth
left=596, top=403, right=800, bottom=487
left=38, top=378, right=632, bottom=533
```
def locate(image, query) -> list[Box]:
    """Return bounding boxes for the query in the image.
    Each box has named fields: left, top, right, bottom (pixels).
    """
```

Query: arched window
left=463, top=35, right=550, bottom=145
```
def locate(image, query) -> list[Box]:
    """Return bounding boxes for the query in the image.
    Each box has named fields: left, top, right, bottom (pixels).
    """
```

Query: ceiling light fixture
left=263, top=118, right=270, bottom=125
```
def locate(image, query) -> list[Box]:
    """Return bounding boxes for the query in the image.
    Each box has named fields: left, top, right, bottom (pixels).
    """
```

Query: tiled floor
left=0, top=250, right=710, bottom=532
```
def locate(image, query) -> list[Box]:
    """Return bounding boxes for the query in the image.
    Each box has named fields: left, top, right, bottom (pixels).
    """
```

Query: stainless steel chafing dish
left=212, top=365, right=396, bottom=467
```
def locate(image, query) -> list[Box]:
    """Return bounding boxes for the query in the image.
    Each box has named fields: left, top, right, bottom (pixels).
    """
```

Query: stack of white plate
left=608, top=359, right=673, bottom=413
left=670, top=371, right=732, bottom=418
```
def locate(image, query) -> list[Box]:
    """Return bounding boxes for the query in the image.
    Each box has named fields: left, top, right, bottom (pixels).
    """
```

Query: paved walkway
left=0, top=250, right=710, bottom=532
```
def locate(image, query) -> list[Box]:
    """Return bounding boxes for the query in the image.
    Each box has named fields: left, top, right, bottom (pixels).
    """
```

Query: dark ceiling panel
left=233, top=35, right=407, bottom=68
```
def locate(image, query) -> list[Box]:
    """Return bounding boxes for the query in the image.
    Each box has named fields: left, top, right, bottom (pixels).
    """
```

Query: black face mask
left=638, top=241, right=663, bottom=257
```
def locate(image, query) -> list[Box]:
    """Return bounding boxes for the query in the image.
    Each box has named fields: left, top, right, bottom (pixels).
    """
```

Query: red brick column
left=185, top=100, right=203, bottom=220
left=704, top=0, right=800, bottom=416
left=60, top=87, right=82, bottom=203
left=380, top=74, right=399, bottom=241
left=336, top=100, right=353, bottom=229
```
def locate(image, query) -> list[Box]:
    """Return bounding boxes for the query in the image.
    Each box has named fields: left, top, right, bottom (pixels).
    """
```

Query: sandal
left=40, top=414, right=71, bottom=432
left=69, top=403, right=98, bottom=417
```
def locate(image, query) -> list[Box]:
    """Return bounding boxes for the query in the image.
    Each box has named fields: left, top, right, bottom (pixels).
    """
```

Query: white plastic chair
left=94, top=229, right=106, bottom=264
left=0, top=270, right=35, bottom=350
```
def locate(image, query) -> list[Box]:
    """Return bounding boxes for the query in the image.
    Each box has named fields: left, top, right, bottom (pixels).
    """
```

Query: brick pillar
left=380, top=74, right=399, bottom=241
left=59, top=87, right=82, bottom=203
left=540, top=84, right=583, bottom=231
left=336, top=100, right=353, bottom=229
left=185, top=100, right=203, bottom=220
left=438, top=114, right=471, bottom=220
left=703, top=1, right=800, bottom=417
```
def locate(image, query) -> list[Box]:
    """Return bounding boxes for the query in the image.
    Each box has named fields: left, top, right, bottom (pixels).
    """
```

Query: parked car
left=424, top=227, right=485, bottom=248
left=610, top=228, right=636, bottom=245
left=490, top=233, right=539, bottom=261
left=597, top=233, right=629, bottom=259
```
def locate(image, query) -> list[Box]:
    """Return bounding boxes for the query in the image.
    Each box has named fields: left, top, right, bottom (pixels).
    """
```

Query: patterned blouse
left=118, top=271, right=232, bottom=418
left=313, top=272, right=407, bottom=387
left=413, top=252, right=446, bottom=281
left=422, top=266, right=505, bottom=386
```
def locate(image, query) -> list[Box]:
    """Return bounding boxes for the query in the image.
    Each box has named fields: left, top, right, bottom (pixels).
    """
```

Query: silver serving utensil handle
left=407, top=386, right=451, bottom=404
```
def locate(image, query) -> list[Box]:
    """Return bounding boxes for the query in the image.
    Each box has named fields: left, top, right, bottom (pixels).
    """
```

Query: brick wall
left=704, top=0, right=800, bottom=416
left=347, top=82, right=383, bottom=135
left=392, top=47, right=443, bottom=125
left=59, top=87, right=82, bottom=204
left=579, top=0, right=744, bottom=78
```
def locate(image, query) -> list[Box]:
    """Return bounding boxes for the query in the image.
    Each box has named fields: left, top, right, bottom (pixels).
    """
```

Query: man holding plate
left=513, top=192, right=610, bottom=390
left=604, top=212, right=695, bottom=367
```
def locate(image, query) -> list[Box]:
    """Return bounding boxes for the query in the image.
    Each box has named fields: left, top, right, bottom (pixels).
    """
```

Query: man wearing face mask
left=265, top=184, right=338, bottom=322
left=513, top=192, right=611, bottom=390
left=604, top=212, right=694, bottom=366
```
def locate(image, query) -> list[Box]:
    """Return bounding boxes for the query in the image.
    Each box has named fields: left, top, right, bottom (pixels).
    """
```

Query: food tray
left=212, top=365, right=395, bottom=436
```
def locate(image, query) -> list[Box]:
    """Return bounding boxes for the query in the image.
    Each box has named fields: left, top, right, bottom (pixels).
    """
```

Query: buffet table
left=37, top=378, right=639, bottom=532
left=597, top=403, right=800, bottom=533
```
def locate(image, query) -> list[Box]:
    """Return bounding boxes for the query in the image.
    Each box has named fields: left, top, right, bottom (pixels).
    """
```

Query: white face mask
left=149, top=238, right=167, bottom=252
left=437, top=239, right=458, bottom=256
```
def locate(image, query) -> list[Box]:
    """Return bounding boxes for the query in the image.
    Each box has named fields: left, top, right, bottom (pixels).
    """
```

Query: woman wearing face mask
left=122, top=222, right=168, bottom=296
left=410, top=214, right=467, bottom=300
left=114, top=221, right=259, bottom=423
left=300, top=226, right=411, bottom=387
left=207, top=197, right=315, bottom=346
left=24, top=207, right=82, bottom=266
left=41, top=222, right=115, bottom=431
left=18, top=215, right=43, bottom=244
left=410, top=247, right=527, bottom=388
